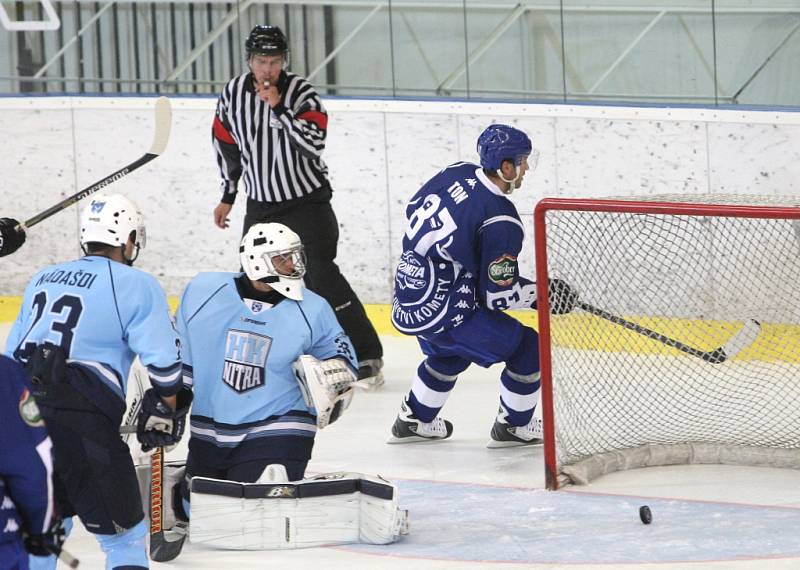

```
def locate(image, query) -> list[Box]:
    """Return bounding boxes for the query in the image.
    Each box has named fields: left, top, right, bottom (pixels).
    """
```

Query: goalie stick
left=149, top=446, right=187, bottom=562
left=578, top=301, right=761, bottom=364
left=18, top=96, right=172, bottom=231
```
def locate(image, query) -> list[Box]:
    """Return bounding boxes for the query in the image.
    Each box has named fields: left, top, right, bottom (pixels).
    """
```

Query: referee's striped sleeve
left=212, top=88, right=243, bottom=203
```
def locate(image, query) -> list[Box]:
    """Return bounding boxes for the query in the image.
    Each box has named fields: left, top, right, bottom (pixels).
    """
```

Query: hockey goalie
left=188, top=354, right=408, bottom=550
left=133, top=351, right=409, bottom=554
left=129, top=223, right=408, bottom=557
left=133, top=353, right=408, bottom=553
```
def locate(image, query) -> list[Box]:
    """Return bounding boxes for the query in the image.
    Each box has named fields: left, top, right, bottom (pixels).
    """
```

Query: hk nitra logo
left=222, top=329, right=271, bottom=393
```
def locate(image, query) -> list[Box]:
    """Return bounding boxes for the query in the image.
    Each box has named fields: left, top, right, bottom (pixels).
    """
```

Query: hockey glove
left=547, top=278, right=579, bottom=315
left=0, top=217, right=25, bottom=257
left=24, top=518, right=67, bottom=557
left=137, top=386, right=193, bottom=452
left=531, top=278, right=579, bottom=315
left=293, top=355, right=356, bottom=429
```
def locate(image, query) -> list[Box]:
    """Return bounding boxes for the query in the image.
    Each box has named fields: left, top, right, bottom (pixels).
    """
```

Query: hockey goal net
left=534, top=196, right=800, bottom=490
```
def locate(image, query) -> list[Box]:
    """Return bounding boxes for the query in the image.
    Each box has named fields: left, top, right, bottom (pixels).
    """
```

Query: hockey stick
left=149, top=446, right=187, bottom=561
left=18, top=96, right=172, bottom=231
left=578, top=301, right=761, bottom=364
left=43, top=542, right=80, bottom=569
left=122, top=360, right=147, bottom=446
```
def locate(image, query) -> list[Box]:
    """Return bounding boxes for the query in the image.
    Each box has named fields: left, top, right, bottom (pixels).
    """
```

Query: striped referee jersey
left=212, top=70, right=330, bottom=204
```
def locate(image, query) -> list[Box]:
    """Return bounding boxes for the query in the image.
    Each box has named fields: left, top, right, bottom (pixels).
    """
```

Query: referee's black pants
left=243, top=186, right=383, bottom=362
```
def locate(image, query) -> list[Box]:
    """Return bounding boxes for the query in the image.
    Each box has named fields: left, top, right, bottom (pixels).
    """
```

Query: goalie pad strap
left=192, top=476, right=395, bottom=501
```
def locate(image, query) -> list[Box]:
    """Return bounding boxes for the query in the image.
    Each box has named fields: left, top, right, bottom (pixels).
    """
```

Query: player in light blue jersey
left=176, top=222, right=357, bottom=517
left=388, top=124, right=577, bottom=447
left=5, top=194, right=192, bottom=570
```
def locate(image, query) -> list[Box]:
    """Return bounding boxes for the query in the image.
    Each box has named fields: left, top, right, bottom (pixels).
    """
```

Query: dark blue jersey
left=0, top=355, right=55, bottom=546
left=392, top=162, right=537, bottom=336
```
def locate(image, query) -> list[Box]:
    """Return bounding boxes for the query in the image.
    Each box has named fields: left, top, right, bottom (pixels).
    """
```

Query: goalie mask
left=79, top=194, right=146, bottom=263
left=240, top=223, right=307, bottom=300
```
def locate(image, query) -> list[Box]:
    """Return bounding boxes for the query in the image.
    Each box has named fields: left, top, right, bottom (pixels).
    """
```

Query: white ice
left=4, top=327, right=800, bottom=569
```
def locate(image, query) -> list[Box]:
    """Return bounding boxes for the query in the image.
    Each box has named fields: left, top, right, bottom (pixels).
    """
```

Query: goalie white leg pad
left=189, top=470, right=409, bottom=550
left=135, top=460, right=186, bottom=530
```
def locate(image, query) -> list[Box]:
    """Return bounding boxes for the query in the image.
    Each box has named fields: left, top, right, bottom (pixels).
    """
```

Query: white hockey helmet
left=79, top=194, right=146, bottom=261
left=240, top=223, right=306, bottom=300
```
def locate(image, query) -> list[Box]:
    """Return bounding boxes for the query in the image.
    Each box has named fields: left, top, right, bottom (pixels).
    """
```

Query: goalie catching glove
left=293, top=355, right=357, bottom=429
left=0, top=217, right=25, bottom=257
left=137, top=386, right=193, bottom=452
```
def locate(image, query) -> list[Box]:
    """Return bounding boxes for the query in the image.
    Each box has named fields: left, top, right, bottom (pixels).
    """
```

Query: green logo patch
left=19, top=388, right=45, bottom=428
left=488, top=254, right=517, bottom=286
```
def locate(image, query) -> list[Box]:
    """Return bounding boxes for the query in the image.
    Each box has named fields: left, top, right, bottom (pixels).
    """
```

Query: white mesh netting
left=540, top=195, right=800, bottom=486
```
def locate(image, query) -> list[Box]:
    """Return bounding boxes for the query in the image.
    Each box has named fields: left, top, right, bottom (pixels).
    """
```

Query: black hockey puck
left=639, top=505, right=652, bottom=524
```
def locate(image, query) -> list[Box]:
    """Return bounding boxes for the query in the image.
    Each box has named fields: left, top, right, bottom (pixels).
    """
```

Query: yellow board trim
left=3, top=297, right=797, bottom=363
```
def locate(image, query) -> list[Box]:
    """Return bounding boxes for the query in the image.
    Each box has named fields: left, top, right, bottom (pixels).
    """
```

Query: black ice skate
left=487, top=408, right=544, bottom=448
left=387, top=398, right=453, bottom=443
left=357, top=358, right=385, bottom=390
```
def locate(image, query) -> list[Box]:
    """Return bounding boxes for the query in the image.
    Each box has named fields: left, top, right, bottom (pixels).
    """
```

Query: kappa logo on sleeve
left=19, top=388, right=45, bottom=427
left=488, top=254, right=518, bottom=287
left=222, top=329, right=272, bottom=393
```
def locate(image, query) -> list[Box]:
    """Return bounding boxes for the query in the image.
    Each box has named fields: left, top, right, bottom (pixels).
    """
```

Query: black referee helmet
left=245, top=25, right=289, bottom=60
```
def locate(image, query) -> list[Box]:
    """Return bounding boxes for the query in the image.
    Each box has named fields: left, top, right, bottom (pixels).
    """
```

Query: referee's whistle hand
left=213, top=202, right=232, bottom=229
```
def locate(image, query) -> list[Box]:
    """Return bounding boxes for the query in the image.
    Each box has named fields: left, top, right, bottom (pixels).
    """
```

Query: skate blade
left=386, top=433, right=451, bottom=444
left=486, top=438, right=543, bottom=449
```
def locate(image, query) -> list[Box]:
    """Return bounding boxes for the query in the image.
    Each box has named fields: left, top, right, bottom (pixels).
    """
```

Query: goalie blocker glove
left=137, top=387, right=193, bottom=452
left=293, top=355, right=357, bottom=429
left=0, top=217, right=25, bottom=257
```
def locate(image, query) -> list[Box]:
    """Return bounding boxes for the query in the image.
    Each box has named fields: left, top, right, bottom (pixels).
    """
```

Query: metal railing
left=2, top=1, right=800, bottom=107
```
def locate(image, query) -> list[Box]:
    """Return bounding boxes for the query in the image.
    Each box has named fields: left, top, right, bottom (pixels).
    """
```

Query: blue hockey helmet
left=476, top=124, right=533, bottom=171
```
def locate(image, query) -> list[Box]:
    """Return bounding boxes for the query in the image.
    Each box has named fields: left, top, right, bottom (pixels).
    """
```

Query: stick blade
left=150, top=528, right=187, bottom=562
left=148, top=96, right=172, bottom=156
left=720, top=318, right=761, bottom=362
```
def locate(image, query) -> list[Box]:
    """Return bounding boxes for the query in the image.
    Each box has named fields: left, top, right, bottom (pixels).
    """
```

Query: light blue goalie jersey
left=5, top=256, right=183, bottom=408
left=392, top=161, right=536, bottom=336
left=177, top=272, right=357, bottom=433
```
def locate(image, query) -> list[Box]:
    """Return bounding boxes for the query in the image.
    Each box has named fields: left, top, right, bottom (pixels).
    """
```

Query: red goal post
left=534, top=196, right=800, bottom=490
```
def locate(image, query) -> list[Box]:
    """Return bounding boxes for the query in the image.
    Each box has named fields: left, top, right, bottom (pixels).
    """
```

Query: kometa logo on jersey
left=222, top=329, right=272, bottom=393
left=396, top=251, right=427, bottom=290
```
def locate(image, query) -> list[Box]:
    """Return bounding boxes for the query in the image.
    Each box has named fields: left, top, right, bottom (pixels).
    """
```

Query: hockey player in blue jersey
left=0, top=355, right=62, bottom=570
left=176, top=222, right=358, bottom=514
left=5, top=194, right=192, bottom=569
left=388, top=124, right=577, bottom=446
